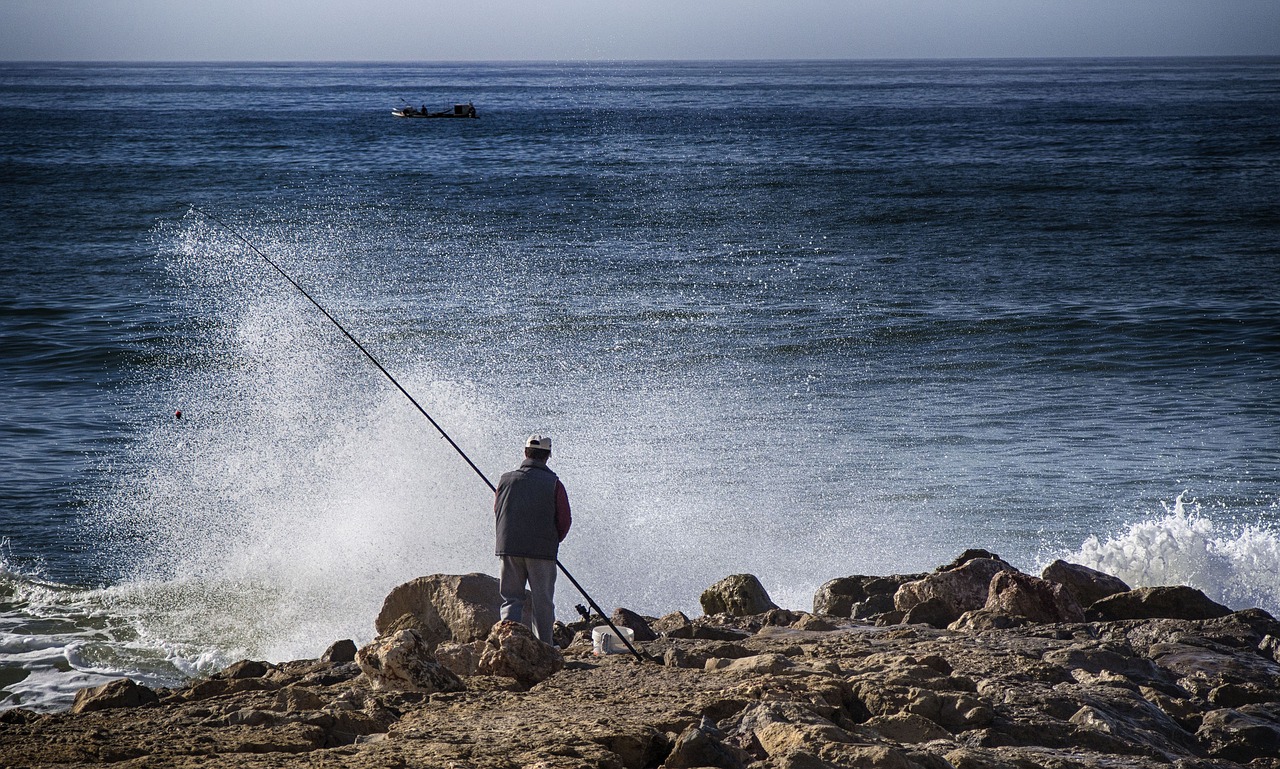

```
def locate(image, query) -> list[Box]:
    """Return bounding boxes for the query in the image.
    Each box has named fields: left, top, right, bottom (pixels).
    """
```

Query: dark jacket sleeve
left=555, top=480, right=571, bottom=542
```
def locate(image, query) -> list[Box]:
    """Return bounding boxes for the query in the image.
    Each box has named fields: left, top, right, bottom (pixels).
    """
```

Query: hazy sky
left=2, top=0, right=1278, bottom=61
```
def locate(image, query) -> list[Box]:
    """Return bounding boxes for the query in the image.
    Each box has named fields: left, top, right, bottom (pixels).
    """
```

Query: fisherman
left=494, top=434, right=571, bottom=644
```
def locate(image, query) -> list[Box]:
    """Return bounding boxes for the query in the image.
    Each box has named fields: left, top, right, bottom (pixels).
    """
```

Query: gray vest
left=494, top=459, right=560, bottom=560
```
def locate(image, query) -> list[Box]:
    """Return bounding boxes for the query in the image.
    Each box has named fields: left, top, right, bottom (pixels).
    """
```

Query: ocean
left=1, top=59, right=1277, bottom=711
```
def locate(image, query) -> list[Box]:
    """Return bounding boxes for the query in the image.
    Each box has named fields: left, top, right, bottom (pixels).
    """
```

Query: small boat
left=392, top=103, right=478, bottom=119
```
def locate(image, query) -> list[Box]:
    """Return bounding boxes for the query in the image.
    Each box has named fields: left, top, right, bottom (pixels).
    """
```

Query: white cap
left=525, top=434, right=552, bottom=452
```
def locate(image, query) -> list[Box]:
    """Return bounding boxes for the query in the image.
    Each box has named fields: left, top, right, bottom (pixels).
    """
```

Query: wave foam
left=1060, top=493, right=1280, bottom=614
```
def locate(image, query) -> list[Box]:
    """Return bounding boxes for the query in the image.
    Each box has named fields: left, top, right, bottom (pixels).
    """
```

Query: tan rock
left=817, top=744, right=914, bottom=769
left=756, top=720, right=854, bottom=756
left=1040, top=560, right=1130, bottom=608
left=664, top=722, right=749, bottom=768
left=894, top=558, right=1016, bottom=626
left=476, top=619, right=564, bottom=687
left=701, top=573, right=780, bottom=617
left=983, top=570, right=1084, bottom=623
left=706, top=653, right=794, bottom=675
left=374, top=573, right=503, bottom=652
left=70, top=678, right=159, bottom=714
left=865, top=712, right=952, bottom=743
left=435, top=639, right=487, bottom=677
left=355, top=628, right=466, bottom=694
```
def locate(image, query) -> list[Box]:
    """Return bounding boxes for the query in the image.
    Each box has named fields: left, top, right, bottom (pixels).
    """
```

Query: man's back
left=494, top=459, right=561, bottom=560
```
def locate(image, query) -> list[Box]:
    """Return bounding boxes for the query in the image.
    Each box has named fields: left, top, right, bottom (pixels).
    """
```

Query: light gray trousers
left=498, top=555, right=558, bottom=644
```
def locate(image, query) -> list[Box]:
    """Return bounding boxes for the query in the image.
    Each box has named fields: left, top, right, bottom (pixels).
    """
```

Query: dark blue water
left=1, top=59, right=1278, bottom=710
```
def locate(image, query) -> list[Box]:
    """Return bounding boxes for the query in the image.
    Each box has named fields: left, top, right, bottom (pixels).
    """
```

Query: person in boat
left=493, top=435, right=572, bottom=644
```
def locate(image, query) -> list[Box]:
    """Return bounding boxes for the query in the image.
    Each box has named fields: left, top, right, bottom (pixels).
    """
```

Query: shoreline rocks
left=4, top=556, right=1280, bottom=768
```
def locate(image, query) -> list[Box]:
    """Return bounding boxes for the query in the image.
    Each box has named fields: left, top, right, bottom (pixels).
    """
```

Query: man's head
left=524, top=434, right=551, bottom=461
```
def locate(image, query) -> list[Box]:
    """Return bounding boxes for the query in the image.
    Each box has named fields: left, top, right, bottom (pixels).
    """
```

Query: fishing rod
left=188, top=205, right=648, bottom=663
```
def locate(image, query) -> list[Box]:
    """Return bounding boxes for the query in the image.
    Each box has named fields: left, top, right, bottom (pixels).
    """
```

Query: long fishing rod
left=188, top=205, right=647, bottom=663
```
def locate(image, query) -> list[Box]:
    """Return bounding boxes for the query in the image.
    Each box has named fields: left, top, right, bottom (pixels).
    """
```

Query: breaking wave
left=1059, top=493, right=1280, bottom=615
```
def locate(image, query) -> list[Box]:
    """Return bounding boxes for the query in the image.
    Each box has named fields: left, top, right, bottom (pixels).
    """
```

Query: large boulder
left=813, top=574, right=924, bottom=618
left=355, top=629, right=465, bottom=694
left=982, top=570, right=1085, bottom=624
left=701, top=574, right=779, bottom=617
left=894, top=557, right=1016, bottom=627
left=1089, top=586, right=1232, bottom=621
left=476, top=619, right=564, bottom=687
left=373, top=573, right=502, bottom=652
left=71, top=678, right=159, bottom=714
left=1041, top=560, right=1130, bottom=608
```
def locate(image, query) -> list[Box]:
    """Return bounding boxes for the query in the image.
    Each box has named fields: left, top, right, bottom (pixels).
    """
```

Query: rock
left=902, top=597, right=960, bottom=628
left=1040, top=559, right=1130, bottom=608
left=938, top=549, right=1008, bottom=571
left=220, top=659, right=270, bottom=679
left=1260, top=634, right=1280, bottom=663
left=612, top=607, right=660, bottom=642
left=864, top=712, right=952, bottom=743
left=664, top=721, right=749, bottom=769
left=274, top=685, right=325, bottom=712
left=373, top=573, right=503, bottom=652
left=183, top=676, right=279, bottom=701
left=728, top=702, right=866, bottom=765
left=476, top=619, right=565, bottom=687
left=434, top=639, right=486, bottom=677
left=0, top=708, right=40, bottom=725
left=592, top=725, right=672, bottom=769
left=705, top=653, right=794, bottom=675
left=320, top=639, right=357, bottom=663
left=813, top=574, right=924, bottom=618
left=674, top=623, right=754, bottom=642
left=17, top=556, right=1280, bottom=769
left=894, top=558, right=1017, bottom=627
left=852, top=593, right=898, bottom=620
left=1041, top=643, right=1161, bottom=681
left=664, top=641, right=756, bottom=669
left=1146, top=640, right=1280, bottom=695
left=823, top=745, right=915, bottom=769
left=792, top=613, right=837, bottom=631
left=1089, top=586, right=1232, bottom=621
left=762, top=608, right=802, bottom=626
left=71, top=678, right=159, bottom=714
left=227, top=707, right=275, bottom=726
left=947, top=609, right=1026, bottom=632
left=552, top=621, right=577, bottom=649
left=813, top=576, right=872, bottom=617
left=355, top=629, right=465, bottom=694
left=982, top=570, right=1084, bottom=624
left=1196, top=707, right=1280, bottom=762
left=653, top=611, right=692, bottom=636
left=701, top=574, right=780, bottom=617
left=755, top=720, right=854, bottom=756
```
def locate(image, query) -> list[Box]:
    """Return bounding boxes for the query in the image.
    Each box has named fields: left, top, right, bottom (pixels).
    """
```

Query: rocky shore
left=4, top=550, right=1280, bottom=768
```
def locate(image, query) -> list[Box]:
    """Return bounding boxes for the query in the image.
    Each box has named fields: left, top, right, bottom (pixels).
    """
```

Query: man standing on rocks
left=494, top=434, right=572, bottom=644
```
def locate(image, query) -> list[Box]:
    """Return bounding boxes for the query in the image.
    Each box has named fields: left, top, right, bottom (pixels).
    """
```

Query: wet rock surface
left=5, top=560, right=1280, bottom=768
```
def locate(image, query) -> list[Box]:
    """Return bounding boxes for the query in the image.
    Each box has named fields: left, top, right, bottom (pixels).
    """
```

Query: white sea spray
left=1062, top=492, right=1280, bottom=614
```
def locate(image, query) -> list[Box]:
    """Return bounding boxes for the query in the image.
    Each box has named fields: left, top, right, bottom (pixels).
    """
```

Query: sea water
left=1, top=59, right=1278, bottom=711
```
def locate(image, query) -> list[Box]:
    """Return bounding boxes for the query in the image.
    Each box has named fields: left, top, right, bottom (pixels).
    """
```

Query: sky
left=1, top=0, right=1278, bottom=61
